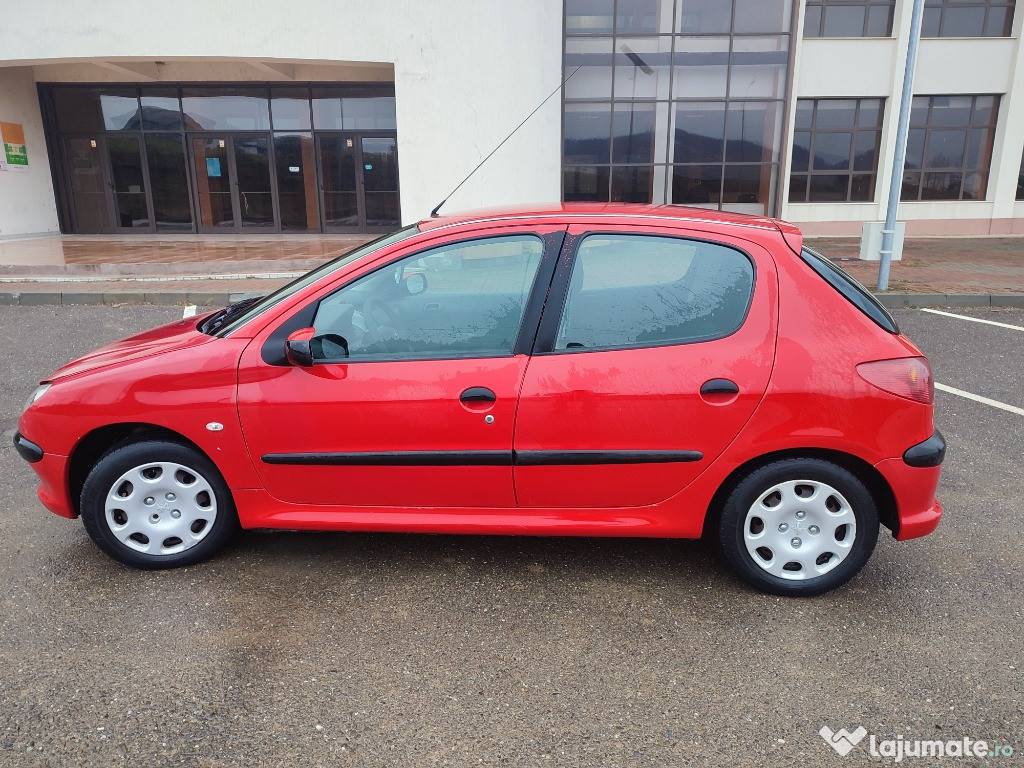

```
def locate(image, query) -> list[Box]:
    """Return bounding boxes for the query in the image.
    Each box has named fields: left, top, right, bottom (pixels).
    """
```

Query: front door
left=317, top=133, right=401, bottom=233
left=237, top=227, right=563, bottom=509
left=513, top=225, right=778, bottom=509
left=190, top=135, right=277, bottom=232
left=63, top=136, right=153, bottom=233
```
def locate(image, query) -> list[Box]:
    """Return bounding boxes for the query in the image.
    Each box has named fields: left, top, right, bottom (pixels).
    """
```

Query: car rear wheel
left=719, top=459, right=879, bottom=596
left=80, top=438, right=238, bottom=569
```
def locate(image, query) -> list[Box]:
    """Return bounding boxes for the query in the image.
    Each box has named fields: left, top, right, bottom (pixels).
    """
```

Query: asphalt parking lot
left=0, top=304, right=1021, bottom=767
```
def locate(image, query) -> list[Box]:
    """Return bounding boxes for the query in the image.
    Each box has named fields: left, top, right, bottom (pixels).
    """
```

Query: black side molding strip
left=261, top=449, right=704, bottom=467
left=903, top=430, right=946, bottom=468
left=262, top=451, right=512, bottom=466
left=13, top=432, right=43, bottom=464
left=515, top=450, right=703, bottom=466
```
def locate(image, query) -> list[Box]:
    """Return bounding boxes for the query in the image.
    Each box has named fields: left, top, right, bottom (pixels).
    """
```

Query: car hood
left=47, top=314, right=216, bottom=382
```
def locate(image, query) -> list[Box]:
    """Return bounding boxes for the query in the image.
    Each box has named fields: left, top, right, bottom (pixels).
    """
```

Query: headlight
left=25, top=383, right=51, bottom=410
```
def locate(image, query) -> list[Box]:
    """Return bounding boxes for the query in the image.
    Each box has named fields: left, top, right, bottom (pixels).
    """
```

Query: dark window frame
left=922, top=0, right=1016, bottom=38
left=789, top=97, right=884, bottom=203
left=803, top=0, right=896, bottom=38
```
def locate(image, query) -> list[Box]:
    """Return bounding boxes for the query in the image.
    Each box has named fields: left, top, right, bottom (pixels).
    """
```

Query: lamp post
left=878, top=0, right=926, bottom=291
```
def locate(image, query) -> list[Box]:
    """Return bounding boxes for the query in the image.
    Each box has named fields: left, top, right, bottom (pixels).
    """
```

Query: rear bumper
left=875, top=430, right=945, bottom=540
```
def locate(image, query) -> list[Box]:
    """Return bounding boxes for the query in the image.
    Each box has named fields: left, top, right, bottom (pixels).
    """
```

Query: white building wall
left=0, top=67, right=60, bottom=238
left=0, top=0, right=564, bottom=229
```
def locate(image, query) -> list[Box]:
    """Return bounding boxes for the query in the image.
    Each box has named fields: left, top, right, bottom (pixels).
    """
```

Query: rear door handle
left=460, top=387, right=496, bottom=403
left=700, top=379, right=739, bottom=395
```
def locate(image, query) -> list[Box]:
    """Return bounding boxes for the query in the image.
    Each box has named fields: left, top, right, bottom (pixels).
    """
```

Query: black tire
left=80, top=438, right=238, bottom=569
left=718, top=458, right=879, bottom=597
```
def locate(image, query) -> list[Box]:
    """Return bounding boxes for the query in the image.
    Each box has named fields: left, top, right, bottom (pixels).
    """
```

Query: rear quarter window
left=799, top=247, right=899, bottom=334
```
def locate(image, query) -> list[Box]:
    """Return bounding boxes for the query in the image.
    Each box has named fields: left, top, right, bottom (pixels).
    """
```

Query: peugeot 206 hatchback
left=15, top=204, right=945, bottom=596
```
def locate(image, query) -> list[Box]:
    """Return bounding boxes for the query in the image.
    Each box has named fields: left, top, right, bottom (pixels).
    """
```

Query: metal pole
left=878, top=0, right=925, bottom=291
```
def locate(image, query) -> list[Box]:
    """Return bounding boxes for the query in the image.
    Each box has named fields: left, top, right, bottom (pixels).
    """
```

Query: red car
left=15, top=204, right=944, bottom=596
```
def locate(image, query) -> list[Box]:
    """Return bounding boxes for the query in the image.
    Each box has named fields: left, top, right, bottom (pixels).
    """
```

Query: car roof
left=417, top=202, right=800, bottom=237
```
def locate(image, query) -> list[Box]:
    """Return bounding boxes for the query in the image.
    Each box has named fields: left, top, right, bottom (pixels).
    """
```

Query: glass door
left=191, top=137, right=235, bottom=231
left=233, top=135, right=276, bottom=229
left=317, top=133, right=360, bottom=232
left=63, top=137, right=113, bottom=234
left=106, top=136, right=152, bottom=231
left=360, top=136, right=400, bottom=230
left=316, top=133, right=401, bottom=232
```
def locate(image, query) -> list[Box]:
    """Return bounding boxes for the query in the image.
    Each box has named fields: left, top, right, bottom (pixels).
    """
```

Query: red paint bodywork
left=17, top=204, right=942, bottom=542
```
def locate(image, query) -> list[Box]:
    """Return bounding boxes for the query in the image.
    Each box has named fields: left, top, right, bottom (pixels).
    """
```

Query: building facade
left=0, top=0, right=1022, bottom=239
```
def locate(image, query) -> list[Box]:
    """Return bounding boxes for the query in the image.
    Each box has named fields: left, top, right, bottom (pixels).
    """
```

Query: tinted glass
left=612, top=102, right=655, bottom=162
left=181, top=88, right=270, bottom=130
left=271, top=88, right=312, bottom=130
left=674, top=102, right=726, bottom=163
left=312, top=235, right=544, bottom=360
left=145, top=134, right=192, bottom=231
left=54, top=88, right=140, bottom=132
left=275, top=133, right=318, bottom=231
left=564, top=165, right=611, bottom=201
left=140, top=89, right=182, bottom=130
left=566, top=0, right=615, bottom=34
left=555, top=235, right=754, bottom=350
left=565, top=103, right=613, bottom=163
left=800, top=247, right=898, bottom=333
left=107, top=137, right=149, bottom=229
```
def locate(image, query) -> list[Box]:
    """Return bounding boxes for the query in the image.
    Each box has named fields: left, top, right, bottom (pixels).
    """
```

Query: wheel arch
left=702, top=448, right=899, bottom=539
left=67, top=423, right=213, bottom=517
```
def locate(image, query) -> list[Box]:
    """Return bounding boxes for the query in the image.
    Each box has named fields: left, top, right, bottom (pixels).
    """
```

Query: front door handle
left=700, top=379, right=739, bottom=395
left=460, top=387, right=496, bottom=403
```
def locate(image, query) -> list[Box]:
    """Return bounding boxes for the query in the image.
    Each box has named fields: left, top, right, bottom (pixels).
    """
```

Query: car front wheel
left=718, top=459, right=880, bottom=596
left=80, top=438, right=238, bottom=569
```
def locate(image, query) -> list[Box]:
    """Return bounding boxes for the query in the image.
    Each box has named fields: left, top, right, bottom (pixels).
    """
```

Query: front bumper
left=13, top=432, right=75, bottom=519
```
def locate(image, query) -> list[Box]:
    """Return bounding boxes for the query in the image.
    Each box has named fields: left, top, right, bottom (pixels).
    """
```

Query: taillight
left=857, top=357, right=934, bottom=404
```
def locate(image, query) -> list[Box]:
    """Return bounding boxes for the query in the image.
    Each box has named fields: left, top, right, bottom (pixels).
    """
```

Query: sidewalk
left=0, top=233, right=1021, bottom=308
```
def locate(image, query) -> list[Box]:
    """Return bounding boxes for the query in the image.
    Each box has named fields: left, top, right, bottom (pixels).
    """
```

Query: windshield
left=210, top=225, right=420, bottom=337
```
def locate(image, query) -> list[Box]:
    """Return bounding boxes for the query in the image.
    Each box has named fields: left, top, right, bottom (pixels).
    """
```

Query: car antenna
left=429, top=66, right=582, bottom=218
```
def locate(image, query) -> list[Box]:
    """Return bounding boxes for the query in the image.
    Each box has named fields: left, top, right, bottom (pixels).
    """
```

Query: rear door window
left=554, top=234, right=755, bottom=351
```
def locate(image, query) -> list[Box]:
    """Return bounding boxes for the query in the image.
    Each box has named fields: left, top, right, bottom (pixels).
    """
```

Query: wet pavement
left=0, top=305, right=1021, bottom=767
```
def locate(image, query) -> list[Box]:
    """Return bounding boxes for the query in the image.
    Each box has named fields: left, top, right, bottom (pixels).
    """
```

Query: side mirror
left=285, top=327, right=315, bottom=367
left=404, top=271, right=427, bottom=295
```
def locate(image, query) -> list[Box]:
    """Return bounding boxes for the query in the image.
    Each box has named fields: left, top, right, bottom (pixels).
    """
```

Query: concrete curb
left=0, top=289, right=1022, bottom=308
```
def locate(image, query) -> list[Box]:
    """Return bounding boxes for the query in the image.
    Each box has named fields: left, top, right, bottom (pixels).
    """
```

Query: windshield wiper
left=198, top=295, right=265, bottom=335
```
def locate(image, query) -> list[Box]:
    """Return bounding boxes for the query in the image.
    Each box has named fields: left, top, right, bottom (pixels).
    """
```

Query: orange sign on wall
left=1, top=121, right=29, bottom=172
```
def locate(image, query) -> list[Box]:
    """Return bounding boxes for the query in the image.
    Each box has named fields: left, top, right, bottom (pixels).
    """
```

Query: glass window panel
left=181, top=88, right=270, bottom=130
left=341, top=97, right=397, bottom=130
left=925, top=129, right=967, bottom=168
left=803, top=5, right=823, bottom=37
left=64, top=138, right=109, bottom=232
left=729, top=36, right=788, bottom=99
left=795, top=100, right=814, bottom=131
left=971, top=95, right=998, bottom=125
left=812, top=132, right=853, bottom=171
left=808, top=174, right=850, bottom=201
left=563, top=165, right=611, bottom=201
left=564, top=103, right=612, bottom=164
left=822, top=5, right=867, bottom=36
left=853, top=131, right=880, bottom=171
left=565, top=37, right=614, bottom=99
left=965, top=128, right=991, bottom=168
left=53, top=87, right=140, bottom=132
left=616, top=0, right=662, bottom=33
left=271, top=88, right=311, bottom=130
left=732, top=0, right=791, bottom=33
left=671, top=164, right=722, bottom=205
left=815, top=99, right=858, bottom=128
left=857, top=99, right=883, bottom=128
left=610, top=165, right=653, bottom=202
left=850, top=173, right=876, bottom=201
left=674, top=102, right=726, bottom=163
left=788, top=174, right=808, bottom=202
left=679, top=0, right=732, bottom=34
left=275, top=133, right=318, bottom=232
left=313, top=236, right=544, bottom=361
left=791, top=131, right=812, bottom=172
left=910, top=96, right=930, bottom=126
left=929, top=96, right=972, bottom=126
left=554, top=235, right=754, bottom=350
left=984, top=6, right=1010, bottom=36
left=191, top=137, right=234, bottom=229
left=900, top=171, right=921, bottom=200
left=906, top=128, right=926, bottom=168
left=319, top=135, right=358, bottom=228
left=107, top=137, right=149, bottom=228
left=566, top=0, right=615, bottom=34
left=725, top=102, right=777, bottom=163
left=942, top=6, right=987, bottom=36
left=140, top=89, right=182, bottom=131
left=722, top=164, right=770, bottom=206
left=962, top=171, right=988, bottom=200
left=612, top=103, right=656, bottom=163
left=922, top=7, right=942, bottom=35
left=866, top=5, right=894, bottom=36
left=672, top=37, right=730, bottom=98
left=921, top=171, right=962, bottom=199
left=613, top=37, right=672, bottom=99
left=145, top=134, right=192, bottom=231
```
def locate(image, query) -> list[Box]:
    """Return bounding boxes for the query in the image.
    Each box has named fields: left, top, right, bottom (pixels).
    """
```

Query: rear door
left=513, top=224, right=778, bottom=509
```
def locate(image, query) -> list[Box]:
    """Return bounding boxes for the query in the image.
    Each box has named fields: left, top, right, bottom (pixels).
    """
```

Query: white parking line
left=935, top=383, right=1024, bottom=416
left=920, top=308, right=1024, bottom=332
